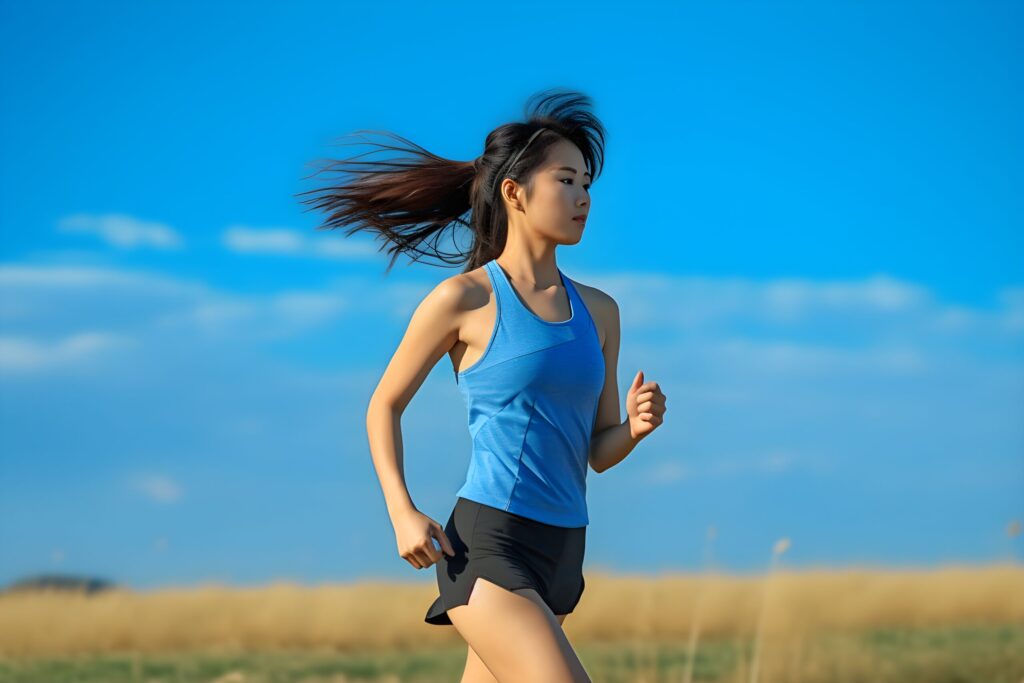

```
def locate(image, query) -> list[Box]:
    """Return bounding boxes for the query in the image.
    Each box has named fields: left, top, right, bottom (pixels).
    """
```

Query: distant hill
left=1, top=573, right=119, bottom=594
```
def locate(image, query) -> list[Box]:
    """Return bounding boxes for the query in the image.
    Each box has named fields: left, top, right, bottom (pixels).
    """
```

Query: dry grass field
left=1, top=564, right=1022, bottom=682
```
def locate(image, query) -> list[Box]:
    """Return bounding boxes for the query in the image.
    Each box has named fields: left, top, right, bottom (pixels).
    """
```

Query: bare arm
left=587, top=293, right=645, bottom=473
left=366, top=277, right=463, bottom=568
left=587, top=289, right=669, bottom=472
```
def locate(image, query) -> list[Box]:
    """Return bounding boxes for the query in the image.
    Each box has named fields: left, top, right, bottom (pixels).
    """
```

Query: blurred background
left=1, top=0, right=1022, bottom=680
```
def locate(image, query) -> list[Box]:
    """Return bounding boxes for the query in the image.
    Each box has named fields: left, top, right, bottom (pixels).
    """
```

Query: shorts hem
left=551, top=574, right=586, bottom=616
left=424, top=572, right=541, bottom=626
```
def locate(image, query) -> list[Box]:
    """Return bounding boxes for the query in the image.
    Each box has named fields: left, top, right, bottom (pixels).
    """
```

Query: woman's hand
left=625, top=370, right=667, bottom=440
left=393, top=507, right=455, bottom=570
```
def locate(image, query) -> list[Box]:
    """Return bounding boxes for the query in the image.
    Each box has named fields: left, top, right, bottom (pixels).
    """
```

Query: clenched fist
left=625, top=370, right=667, bottom=440
left=393, top=507, right=454, bottom=570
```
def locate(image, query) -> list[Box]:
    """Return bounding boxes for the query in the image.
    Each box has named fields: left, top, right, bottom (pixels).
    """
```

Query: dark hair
left=295, top=88, right=606, bottom=274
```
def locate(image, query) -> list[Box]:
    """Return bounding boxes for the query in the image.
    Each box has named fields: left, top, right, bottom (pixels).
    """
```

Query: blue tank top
left=453, top=258, right=605, bottom=527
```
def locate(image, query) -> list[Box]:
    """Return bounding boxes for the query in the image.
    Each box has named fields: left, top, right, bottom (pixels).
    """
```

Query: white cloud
left=0, top=263, right=204, bottom=295
left=760, top=274, right=928, bottom=320
left=2, top=254, right=1019, bottom=580
left=148, top=289, right=348, bottom=333
left=579, top=270, right=967, bottom=329
left=639, top=460, right=692, bottom=484
left=998, top=285, right=1024, bottom=332
left=176, top=299, right=257, bottom=327
left=1, top=260, right=1019, bottom=389
left=57, top=213, right=184, bottom=251
left=930, top=305, right=980, bottom=332
left=760, top=450, right=799, bottom=473
left=271, top=291, right=348, bottom=325
left=704, top=338, right=928, bottom=375
left=640, top=450, right=806, bottom=483
left=0, top=263, right=358, bottom=359
left=0, top=331, right=132, bottom=372
left=222, top=226, right=379, bottom=260
left=223, top=227, right=305, bottom=254
left=128, top=474, right=184, bottom=504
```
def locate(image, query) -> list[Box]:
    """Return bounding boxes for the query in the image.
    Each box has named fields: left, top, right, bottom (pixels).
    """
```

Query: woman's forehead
left=544, top=143, right=590, bottom=177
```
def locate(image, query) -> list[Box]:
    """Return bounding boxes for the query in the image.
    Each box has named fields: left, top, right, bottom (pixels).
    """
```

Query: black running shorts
left=425, top=496, right=587, bottom=625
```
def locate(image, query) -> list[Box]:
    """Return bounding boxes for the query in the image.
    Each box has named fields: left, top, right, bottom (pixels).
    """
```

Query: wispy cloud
left=57, top=213, right=184, bottom=251
left=2, top=257, right=1019, bottom=581
left=999, top=286, right=1024, bottom=332
left=127, top=474, right=184, bottom=504
left=760, top=274, right=929, bottom=317
left=581, top=270, right=1023, bottom=337
left=639, top=460, right=693, bottom=484
left=638, top=449, right=808, bottom=484
left=222, top=226, right=379, bottom=260
left=701, top=338, right=928, bottom=375
left=2, top=261, right=1021, bottom=382
left=0, top=263, right=359, bottom=362
left=0, top=331, right=132, bottom=372
left=0, top=263, right=199, bottom=292
left=707, top=450, right=802, bottom=476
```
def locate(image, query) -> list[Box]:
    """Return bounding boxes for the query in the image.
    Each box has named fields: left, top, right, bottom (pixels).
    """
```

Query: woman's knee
left=447, top=577, right=590, bottom=682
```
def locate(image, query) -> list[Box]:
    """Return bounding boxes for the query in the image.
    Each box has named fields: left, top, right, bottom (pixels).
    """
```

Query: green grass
left=1, top=623, right=1021, bottom=683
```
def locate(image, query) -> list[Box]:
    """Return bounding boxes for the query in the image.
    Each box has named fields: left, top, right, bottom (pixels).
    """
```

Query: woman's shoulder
left=567, top=276, right=618, bottom=316
left=425, top=264, right=493, bottom=319
left=566, top=276, right=618, bottom=347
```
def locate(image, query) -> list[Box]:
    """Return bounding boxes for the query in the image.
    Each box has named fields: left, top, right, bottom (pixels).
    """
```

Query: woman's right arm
left=366, top=276, right=464, bottom=570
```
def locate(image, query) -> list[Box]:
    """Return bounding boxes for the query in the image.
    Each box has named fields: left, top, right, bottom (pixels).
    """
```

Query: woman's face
left=504, top=138, right=591, bottom=244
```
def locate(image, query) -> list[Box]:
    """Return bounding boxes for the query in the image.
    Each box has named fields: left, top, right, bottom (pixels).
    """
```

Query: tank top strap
left=560, top=270, right=598, bottom=337
left=488, top=258, right=547, bottom=326
left=482, top=259, right=509, bottom=316
left=560, top=272, right=583, bottom=315
left=486, top=258, right=581, bottom=327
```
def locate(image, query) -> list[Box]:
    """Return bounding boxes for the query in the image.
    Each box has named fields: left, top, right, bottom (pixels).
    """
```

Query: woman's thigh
left=462, top=612, right=569, bottom=683
left=448, top=576, right=591, bottom=682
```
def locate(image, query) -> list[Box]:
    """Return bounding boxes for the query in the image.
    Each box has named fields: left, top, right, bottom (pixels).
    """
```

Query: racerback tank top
left=453, top=258, right=606, bottom=527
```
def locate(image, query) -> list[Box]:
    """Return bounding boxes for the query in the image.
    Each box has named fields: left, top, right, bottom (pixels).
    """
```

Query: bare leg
left=459, top=643, right=499, bottom=683
left=448, top=577, right=590, bottom=682
left=460, top=613, right=572, bottom=683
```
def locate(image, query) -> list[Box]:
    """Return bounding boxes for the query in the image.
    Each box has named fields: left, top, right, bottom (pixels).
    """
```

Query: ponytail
left=296, top=88, right=606, bottom=274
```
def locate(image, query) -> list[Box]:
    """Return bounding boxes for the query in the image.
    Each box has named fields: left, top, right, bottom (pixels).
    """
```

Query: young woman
left=299, top=89, right=667, bottom=682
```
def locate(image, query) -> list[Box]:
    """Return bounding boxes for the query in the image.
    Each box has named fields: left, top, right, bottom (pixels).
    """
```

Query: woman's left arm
left=587, top=292, right=667, bottom=474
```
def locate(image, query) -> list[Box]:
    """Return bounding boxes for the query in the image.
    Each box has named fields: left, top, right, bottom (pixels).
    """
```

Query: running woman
left=299, top=88, right=668, bottom=682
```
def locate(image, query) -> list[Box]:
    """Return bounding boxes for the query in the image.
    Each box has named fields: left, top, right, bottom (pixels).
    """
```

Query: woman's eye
left=562, top=178, right=591, bottom=191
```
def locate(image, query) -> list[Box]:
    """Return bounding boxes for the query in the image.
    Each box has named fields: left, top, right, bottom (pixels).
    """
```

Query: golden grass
left=0, top=564, right=1021, bottom=658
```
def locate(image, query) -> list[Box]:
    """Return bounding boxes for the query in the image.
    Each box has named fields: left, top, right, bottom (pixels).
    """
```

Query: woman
left=299, top=89, right=667, bottom=682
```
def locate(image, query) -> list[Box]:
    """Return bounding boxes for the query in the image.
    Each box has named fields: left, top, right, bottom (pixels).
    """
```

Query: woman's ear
left=500, top=178, right=525, bottom=213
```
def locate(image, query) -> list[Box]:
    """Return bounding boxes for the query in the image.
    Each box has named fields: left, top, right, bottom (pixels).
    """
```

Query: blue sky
left=1, top=1, right=1021, bottom=590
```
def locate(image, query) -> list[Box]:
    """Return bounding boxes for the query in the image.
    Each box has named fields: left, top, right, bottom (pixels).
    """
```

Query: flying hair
left=295, top=88, right=606, bottom=274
